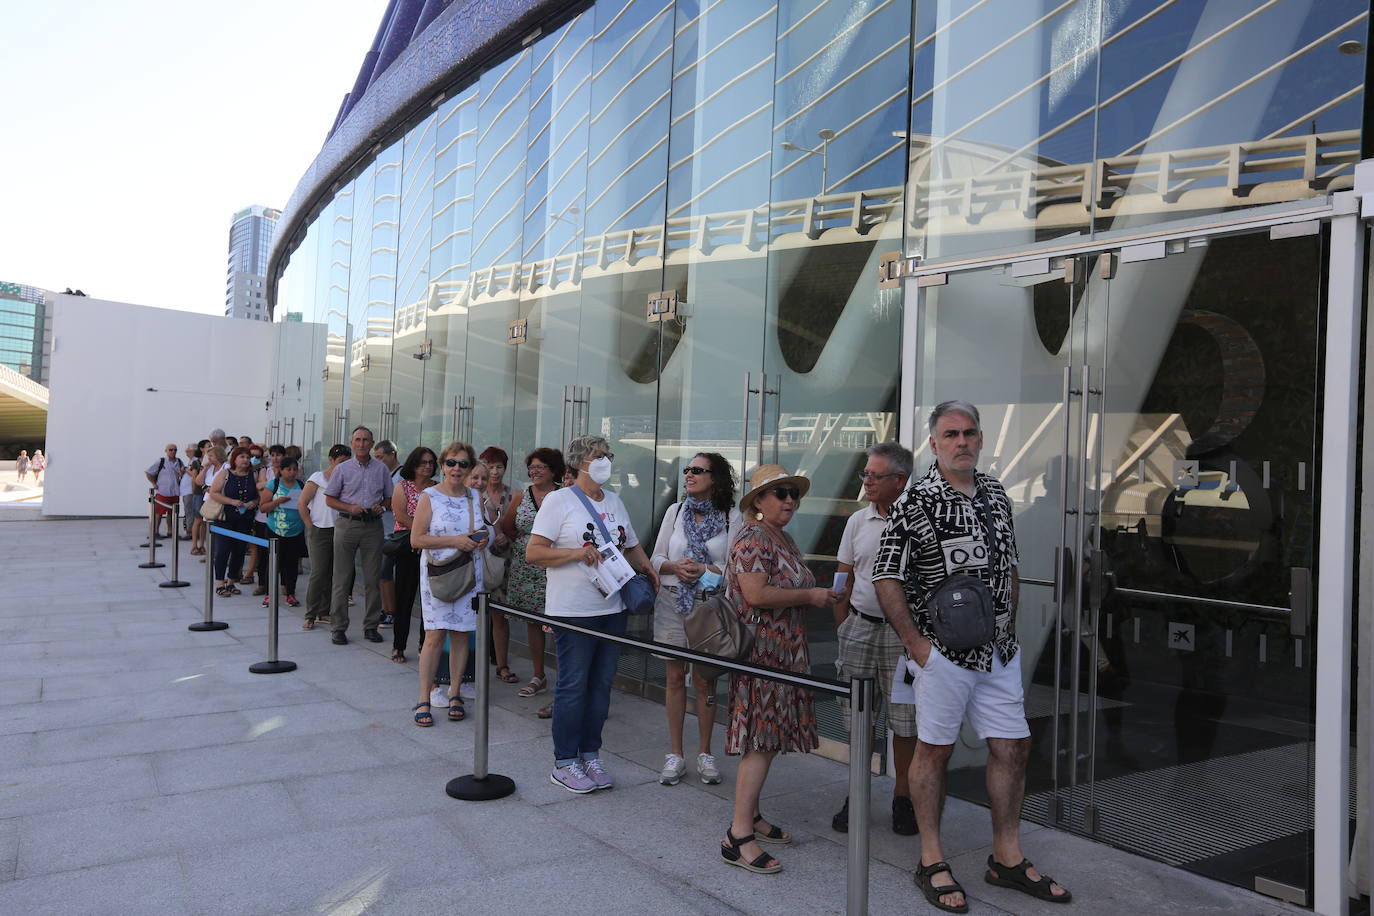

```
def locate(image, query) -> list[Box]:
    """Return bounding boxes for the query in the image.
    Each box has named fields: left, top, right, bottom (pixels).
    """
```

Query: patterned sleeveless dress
left=504, top=486, right=551, bottom=614
left=724, top=521, right=818, bottom=755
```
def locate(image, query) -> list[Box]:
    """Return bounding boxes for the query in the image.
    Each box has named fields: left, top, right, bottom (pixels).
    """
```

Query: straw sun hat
left=739, top=464, right=811, bottom=517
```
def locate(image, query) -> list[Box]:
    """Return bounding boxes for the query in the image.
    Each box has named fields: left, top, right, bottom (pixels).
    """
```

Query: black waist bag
left=926, top=574, right=996, bottom=651
left=925, top=489, right=1001, bottom=652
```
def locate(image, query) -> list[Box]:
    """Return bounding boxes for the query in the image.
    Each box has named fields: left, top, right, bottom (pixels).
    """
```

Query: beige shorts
left=836, top=611, right=918, bottom=738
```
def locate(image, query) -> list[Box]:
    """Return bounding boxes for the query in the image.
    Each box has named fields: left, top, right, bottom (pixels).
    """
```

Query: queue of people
left=163, top=399, right=1069, bottom=912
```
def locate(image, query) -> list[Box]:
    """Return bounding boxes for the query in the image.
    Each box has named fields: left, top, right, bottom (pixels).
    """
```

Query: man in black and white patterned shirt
left=873, top=400, right=1070, bottom=911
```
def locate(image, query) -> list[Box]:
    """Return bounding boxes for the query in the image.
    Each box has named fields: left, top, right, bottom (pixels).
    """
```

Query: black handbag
left=925, top=492, right=1001, bottom=651
left=382, top=529, right=411, bottom=556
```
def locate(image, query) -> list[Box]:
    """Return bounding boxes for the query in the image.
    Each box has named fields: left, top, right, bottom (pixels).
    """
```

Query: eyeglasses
left=682, top=466, right=711, bottom=476
left=444, top=458, right=473, bottom=469
left=590, top=452, right=614, bottom=461
left=527, top=464, right=549, bottom=473
left=769, top=487, right=801, bottom=502
left=417, top=461, right=436, bottom=467
left=858, top=471, right=902, bottom=482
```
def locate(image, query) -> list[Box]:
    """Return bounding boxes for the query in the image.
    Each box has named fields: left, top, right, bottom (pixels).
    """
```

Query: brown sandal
left=495, top=665, right=519, bottom=683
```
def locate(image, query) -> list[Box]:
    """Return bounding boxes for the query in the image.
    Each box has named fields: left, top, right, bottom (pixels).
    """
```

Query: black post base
left=159, top=580, right=190, bottom=589
left=138, top=541, right=163, bottom=548
left=138, top=562, right=166, bottom=569
left=249, top=660, right=297, bottom=674
left=446, top=773, right=516, bottom=801
left=189, top=621, right=229, bottom=631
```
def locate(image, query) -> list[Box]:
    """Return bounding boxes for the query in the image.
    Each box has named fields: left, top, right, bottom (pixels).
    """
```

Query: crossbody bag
left=924, top=489, right=1001, bottom=652
left=570, top=486, right=655, bottom=615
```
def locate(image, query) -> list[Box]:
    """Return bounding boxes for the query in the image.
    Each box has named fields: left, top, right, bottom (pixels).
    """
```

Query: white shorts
left=911, top=644, right=1030, bottom=745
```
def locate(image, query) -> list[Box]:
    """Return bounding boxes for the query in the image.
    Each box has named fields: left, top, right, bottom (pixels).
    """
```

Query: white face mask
left=587, top=456, right=613, bottom=485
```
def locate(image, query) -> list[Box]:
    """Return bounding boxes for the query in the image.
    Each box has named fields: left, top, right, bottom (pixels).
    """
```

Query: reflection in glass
left=392, top=113, right=437, bottom=452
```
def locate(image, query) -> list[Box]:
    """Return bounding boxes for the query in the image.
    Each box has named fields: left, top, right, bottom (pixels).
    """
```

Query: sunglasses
left=769, top=487, right=801, bottom=502
left=858, top=471, right=901, bottom=482
left=444, top=458, right=473, bottom=469
left=682, top=466, right=710, bottom=476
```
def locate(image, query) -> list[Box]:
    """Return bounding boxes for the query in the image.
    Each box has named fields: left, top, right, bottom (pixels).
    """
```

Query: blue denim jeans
left=550, top=611, right=626, bottom=766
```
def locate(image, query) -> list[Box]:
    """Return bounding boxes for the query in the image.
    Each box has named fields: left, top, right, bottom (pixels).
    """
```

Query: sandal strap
left=723, top=828, right=756, bottom=848
left=917, top=861, right=954, bottom=877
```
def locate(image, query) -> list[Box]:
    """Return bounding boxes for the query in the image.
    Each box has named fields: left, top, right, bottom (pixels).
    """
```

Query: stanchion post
left=190, top=527, right=229, bottom=631
left=139, top=494, right=165, bottom=569
left=140, top=488, right=162, bottom=548
left=160, top=502, right=190, bottom=588
left=250, top=536, right=296, bottom=674
left=447, top=592, right=515, bottom=800
left=846, top=676, right=874, bottom=916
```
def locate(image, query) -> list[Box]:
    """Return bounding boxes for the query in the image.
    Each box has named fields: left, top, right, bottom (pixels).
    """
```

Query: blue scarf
left=676, top=496, right=726, bottom=615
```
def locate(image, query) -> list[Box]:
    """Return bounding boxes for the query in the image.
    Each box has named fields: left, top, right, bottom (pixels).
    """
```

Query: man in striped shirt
left=872, top=400, right=1070, bottom=911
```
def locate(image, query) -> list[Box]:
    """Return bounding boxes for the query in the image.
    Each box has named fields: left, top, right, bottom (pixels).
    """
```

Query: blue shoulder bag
left=570, top=486, right=656, bottom=615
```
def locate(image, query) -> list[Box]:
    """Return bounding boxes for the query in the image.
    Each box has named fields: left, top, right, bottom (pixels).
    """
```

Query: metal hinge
left=647, top=289, right=687, bottom=322
left=877, top=252, right=921, bottom=289
left=508, top=318, right=528, bottom=345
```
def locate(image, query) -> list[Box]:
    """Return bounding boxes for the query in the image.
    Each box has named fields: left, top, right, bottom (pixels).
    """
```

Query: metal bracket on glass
left=1098, top=252, right=1118, bottom=279
left=646, top=290, right=686, bottom=322
left=508, top=319, right=528, bottom=345
left=877, top=252, right=907, bottom=290
left=321, top=365, right=329, bottom=381
left=359, top=354, right=370, bottom=372
left=413, top=338, right=433, bottom=360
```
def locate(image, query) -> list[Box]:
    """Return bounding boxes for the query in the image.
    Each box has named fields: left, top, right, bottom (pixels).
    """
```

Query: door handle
left=1289, top=567, right=1310, bottom=637
left=741, top=372, right=758, bottom=471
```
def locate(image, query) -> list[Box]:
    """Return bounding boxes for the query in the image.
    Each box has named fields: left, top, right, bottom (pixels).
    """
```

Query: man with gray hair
left=831, top=441, right=918, bottom=838
left=872, top=400, right=1070, bottom=911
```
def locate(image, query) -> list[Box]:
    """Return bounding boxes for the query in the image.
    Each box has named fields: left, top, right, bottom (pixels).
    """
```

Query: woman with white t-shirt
left=526, top=435, right=659, bottom=794
left=299, top=444, right=349, bottom=629
left=650, top=452, right=741, bottom=788
left=410, top=441, right=492, bottom=727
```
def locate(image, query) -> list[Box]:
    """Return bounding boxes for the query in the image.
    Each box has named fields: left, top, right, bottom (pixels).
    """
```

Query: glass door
left=921, top=225, right=1323, bottom=900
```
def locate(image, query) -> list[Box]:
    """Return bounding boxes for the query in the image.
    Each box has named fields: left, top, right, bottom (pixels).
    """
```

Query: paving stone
left=15, top=782, right=301, bottom=877
left=0, top=755, right=159, bottom=818
left=0, top=855, right=190, bottom=915
left=0, top=678, right=41, bottom=706
left=0, top=817, right=16, bottom=882
left=151, top=725, right=437, bottom=795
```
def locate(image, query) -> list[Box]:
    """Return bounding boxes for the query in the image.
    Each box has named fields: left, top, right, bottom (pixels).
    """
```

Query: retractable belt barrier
left=159, top=501, right=190, bottom=589
left=450, top=592, right=876, bottom=916
left=138, top=490, right=165, bottom=567
left=205, top=524, right=296, bottom=674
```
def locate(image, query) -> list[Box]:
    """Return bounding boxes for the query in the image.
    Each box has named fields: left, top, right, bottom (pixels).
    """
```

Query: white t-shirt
left=838, top=502, right=888, bottom=616
left=651, top=502, right=742, bottom=586
left=531, top=485, right=640, bottom=618
left=305, top=471, right=336, bottom=528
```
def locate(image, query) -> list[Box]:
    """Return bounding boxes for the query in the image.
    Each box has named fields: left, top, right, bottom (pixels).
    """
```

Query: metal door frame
left=897, top=192, right=1362, bottom=914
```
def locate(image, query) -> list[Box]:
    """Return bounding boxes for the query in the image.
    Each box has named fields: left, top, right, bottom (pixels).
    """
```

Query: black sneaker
left=363, top=628, right=383, bottom=643
left=832, top=796, right=849, bottom=833
left=331, top=632, right=348, bottom=645
left=892, top=796, right=918, bottom=835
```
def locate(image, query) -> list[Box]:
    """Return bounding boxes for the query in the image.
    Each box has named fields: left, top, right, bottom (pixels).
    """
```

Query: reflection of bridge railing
left=912, top=130, right=1360, bottom=225
left=0, top=363, right=49, bottom=406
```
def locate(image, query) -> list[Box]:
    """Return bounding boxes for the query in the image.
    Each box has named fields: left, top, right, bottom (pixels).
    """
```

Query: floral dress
left=504, top=486, right=551, bottom=613
left=418, top=486, right=488, bottom=631
left=724, top=521, right=818, bottom=756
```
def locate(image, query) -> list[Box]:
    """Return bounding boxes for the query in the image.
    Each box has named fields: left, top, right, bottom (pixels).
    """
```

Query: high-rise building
left=225, top=205, right=281, bottom=321
left=0, top=280, right=53, bottom=385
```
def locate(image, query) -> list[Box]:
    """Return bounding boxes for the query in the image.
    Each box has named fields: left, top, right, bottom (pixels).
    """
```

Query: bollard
left=845, top=676, right=874, bottom=916
left=250, top=537, right=297, bottom=674
left=447, top=592, right=515, bottom=800
left=159, top=502, right=190, bottom=588
left=139, top=488, right=163, bottom=548
left=139, top=494, right=165, bottom=569
left=190, top=527, right=229, bottom=631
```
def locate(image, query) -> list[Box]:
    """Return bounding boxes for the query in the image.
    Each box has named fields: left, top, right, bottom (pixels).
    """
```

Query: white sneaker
left=430, top=687, right=447, bottom=707
left=696, top=753, right=721, bottom=785
left=459, top=681, right=476, bottom=700
left=659, top=753, right=686, bottom=786
left=583, top=757, right=613, bottom=790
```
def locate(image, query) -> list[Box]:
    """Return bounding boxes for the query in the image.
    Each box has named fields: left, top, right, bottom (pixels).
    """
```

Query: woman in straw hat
left=720, top=464, right=839, bottom=875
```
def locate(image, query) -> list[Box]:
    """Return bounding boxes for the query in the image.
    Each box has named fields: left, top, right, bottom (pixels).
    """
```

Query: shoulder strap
left=976, top=484, right=999, bottom=571
left=571, top=486, right=614, bottom=545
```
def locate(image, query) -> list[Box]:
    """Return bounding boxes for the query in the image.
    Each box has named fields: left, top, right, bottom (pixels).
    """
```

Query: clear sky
left=0, top=0, right=387, bottom=315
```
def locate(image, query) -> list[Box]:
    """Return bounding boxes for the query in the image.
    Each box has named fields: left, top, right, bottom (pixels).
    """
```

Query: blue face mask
left=251, top=456, right=261, bottom=467
left=698, top=570, right=723, bottom=592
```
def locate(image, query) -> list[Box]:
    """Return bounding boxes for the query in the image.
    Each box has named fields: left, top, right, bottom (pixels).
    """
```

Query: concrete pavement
left=0, top=510, right=1306, bottom=915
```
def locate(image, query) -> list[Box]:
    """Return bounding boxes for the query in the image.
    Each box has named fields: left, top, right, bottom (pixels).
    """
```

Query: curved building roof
left=267, top=0, right=577, bottom=309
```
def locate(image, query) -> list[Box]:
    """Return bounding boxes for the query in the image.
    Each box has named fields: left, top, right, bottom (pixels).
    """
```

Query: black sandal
left=985, top=856, right=1071, bottom=903
left=915, top=861, right=969, bottom=914
left=720, top=827, right=781, bottom=874
left=752, top=813, right=791, bottom=845
left=391, top=649, right=406, bottom=663
left=495, top=665, right=519, bottom=683
left=448, top=697, right=465, bottom=721
left=413, top=702, right=433, bottom=727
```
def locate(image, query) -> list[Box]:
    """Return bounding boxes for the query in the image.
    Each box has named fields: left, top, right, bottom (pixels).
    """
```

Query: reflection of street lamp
left=781, top=128, right=836, bottom=194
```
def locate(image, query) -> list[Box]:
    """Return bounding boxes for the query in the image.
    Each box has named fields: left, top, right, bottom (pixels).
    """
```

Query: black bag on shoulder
left=925, top=492, right=1000, bottom=652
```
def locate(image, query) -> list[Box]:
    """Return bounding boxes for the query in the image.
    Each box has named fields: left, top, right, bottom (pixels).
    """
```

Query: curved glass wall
left=269, top=0, right=1365, bottom=889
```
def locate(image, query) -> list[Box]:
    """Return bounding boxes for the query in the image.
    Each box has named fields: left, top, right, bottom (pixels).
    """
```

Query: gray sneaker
left=584, top=757, right=614, bottom=790
left=696, top=753, right=721, bottom=785
left=550, top=761, right=597, bottom=794
left=659, top=753, right=686, bottom=786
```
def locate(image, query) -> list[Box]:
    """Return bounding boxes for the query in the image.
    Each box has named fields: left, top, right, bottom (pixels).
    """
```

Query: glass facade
left=270, top=0, right=1368, bottom=902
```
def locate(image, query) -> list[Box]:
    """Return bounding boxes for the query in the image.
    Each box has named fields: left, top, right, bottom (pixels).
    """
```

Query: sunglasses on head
left=444, top=458, right=473, bottom=469
left=769, top=486, right=801, bottom=502
left=682, top=466, right=710, bottom=476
